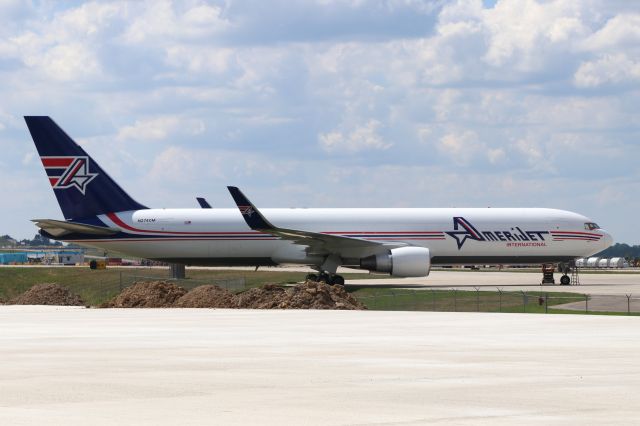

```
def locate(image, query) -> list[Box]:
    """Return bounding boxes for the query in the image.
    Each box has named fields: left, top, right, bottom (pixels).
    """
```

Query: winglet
left=196, top=197, right=212, bottom=208
left=227, top=186, right=275, bottom=230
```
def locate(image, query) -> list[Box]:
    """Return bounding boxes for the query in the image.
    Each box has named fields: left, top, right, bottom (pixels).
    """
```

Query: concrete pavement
left=1, top=306, right=639, bottom=425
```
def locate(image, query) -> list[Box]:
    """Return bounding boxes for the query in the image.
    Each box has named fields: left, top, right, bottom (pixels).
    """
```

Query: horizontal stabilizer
left=196, top=197, right=212, bottom=208
left=32, top=219, right=120, bottom=237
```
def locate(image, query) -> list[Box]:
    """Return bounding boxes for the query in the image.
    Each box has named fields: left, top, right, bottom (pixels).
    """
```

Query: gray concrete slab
left=553, top=294, right=640, bottom=313
left=348, top=270, right=640, bottom=296
left=1, top=306, right=639, bottom=425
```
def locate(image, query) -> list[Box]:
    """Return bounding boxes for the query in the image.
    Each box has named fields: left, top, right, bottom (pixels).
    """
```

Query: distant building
left=25, top=250, right=85, bottom=265
left=0, top=253, right=28, bottom=264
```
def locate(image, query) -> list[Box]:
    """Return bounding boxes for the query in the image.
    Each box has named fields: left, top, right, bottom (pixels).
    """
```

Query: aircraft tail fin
left=25, top=116, right=147, bottom=220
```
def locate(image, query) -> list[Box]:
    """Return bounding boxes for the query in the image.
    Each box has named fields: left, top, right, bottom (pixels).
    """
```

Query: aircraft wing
left=227, top=186, right=405, bottom=256
left=32, top=219, right=120, bottom=237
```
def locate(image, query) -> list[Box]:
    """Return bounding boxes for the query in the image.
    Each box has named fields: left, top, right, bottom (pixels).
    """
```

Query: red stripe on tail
left=42, top=157, right=74, bottom=167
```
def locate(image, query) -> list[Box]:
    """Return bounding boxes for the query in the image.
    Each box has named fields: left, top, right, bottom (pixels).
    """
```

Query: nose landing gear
left=542, top=263, right=579, bottom=286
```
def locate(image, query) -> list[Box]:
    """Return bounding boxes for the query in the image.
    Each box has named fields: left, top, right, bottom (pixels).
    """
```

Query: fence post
left=431, top=289, right=436, bottom=311
left=119, top=271, right=123, bottom=291
left=498, top=288, right=502, bottom=312
left=474, top=287, right=480, bottom=312
left=585, top=294, right=588, bottom=313
left=522, top=291, right=526, bottom=313
left=454, top=289, right=457, bottom=312
left=627, top=294, right=632, bottom=315
left=545, top=292, right=548, bottom=314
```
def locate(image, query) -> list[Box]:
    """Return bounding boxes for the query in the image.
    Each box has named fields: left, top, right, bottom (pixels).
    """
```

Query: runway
left=1, top=306, right=639, bottom=425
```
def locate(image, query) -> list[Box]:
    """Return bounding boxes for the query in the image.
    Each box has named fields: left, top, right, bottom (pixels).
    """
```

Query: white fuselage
left=65, top=207, right=613, bottom=268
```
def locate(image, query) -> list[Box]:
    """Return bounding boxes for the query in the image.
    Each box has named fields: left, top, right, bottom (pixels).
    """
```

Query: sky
left=0, top=0, right=638, bottom=243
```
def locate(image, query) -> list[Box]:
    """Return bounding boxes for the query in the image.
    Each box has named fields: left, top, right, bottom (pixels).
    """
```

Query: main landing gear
left=305, top=254, right=345, bottom=286
left=305, top=273, right=345, bottom=286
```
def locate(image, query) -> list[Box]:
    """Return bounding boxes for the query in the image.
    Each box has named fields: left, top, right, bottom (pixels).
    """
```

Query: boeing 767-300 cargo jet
left=25, top=116, right=612, bottom=285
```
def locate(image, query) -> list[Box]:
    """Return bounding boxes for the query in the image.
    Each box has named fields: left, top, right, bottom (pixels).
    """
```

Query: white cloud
left=574, top=53, right=640, bottom=87
left=438, top=131, right=482, bottom=165
left=581, top=13, right=640, bottom=51
left=514, top=138, right=544, bottom=166
left=165, top=46, right=234, bottom=74
left=487, top=148, right=506, bottom=164
left=55, top=2, right=125, bottom=38
left=481, top=0, right=587, bottom=70
left=319, top=120, right=392, bottom=153
left=148, top=146, right=199, bottom=183
left=122, top=0, right=230, bottom=44
left=117, top=116, right=205, bottom=142
left=4, top=2, right=125, bottom=81
left=38, top=43, right=101, bottom=81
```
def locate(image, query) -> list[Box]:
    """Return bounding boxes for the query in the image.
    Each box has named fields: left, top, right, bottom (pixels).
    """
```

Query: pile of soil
left=100, top=280, right=365, bottom=310
left=284, top=280, right=365, bottom=310
left=174, top=285, right=238, bottom=308
left=101, top=281, right=187, bottom=308
left=237, top=281, right=365, bottom=310
left=236, top=284, right=289, bottom=309
left=10, top=284, right=84, bottom=306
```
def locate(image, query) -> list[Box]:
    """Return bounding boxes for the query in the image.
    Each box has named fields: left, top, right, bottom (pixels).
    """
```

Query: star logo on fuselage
left=446, top=217, right=486, bottom=250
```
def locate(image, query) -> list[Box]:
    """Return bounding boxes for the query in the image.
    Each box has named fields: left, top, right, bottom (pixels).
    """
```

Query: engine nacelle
left=360, top=247, right=431, bottom=277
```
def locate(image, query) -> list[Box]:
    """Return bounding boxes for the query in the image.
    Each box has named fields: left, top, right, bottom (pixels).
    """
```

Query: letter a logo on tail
left=41, top=156, right=98, bottom=195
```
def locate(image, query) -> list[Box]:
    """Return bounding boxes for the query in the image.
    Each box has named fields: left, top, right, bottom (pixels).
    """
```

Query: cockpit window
left=584, top=222, right=600, bottom=231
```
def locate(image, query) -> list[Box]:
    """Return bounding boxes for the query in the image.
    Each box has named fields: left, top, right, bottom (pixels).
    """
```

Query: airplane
left=25, top=116, right=613, bottom=285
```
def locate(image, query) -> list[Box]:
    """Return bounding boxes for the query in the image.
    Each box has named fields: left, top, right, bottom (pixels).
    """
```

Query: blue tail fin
left=25, top=116, right=147, bottom=220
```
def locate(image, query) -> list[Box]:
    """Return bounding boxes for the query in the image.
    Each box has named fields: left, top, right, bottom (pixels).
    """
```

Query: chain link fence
left=118, top=273, right=247, bottom=293
left=354, top=288, right=640, bottom=315
left=73, top=272, right=249, bottom=306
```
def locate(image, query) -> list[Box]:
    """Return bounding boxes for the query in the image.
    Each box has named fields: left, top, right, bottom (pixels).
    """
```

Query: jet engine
left=360, top=247, right=431, bottom=277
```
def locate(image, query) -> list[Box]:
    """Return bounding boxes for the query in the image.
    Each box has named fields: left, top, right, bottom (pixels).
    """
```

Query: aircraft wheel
left=331, top=275, right=345, bottom=286
left=317, top=273, right=330, bottom=284
left=305, top=273, right=318, bottom=282
left=560, top=275, right=570, bottom=286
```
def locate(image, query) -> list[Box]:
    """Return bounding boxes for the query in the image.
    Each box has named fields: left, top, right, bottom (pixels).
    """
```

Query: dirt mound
left=10, top=284, right=84, bottom=306
left=237, top=281, right=365, bottom=310
left=99, top=280, right=364, bottom=310
left=236, top=284, right=289, bottom=309
left=102, top=281, right=187, bottom=308
left=175, top=285, right=238, bottom=308
left=284, top=281, right=365, bottom=310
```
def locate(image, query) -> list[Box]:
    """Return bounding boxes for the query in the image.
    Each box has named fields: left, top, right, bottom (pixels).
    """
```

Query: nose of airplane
left=601, top=230, right=614, bottom=248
